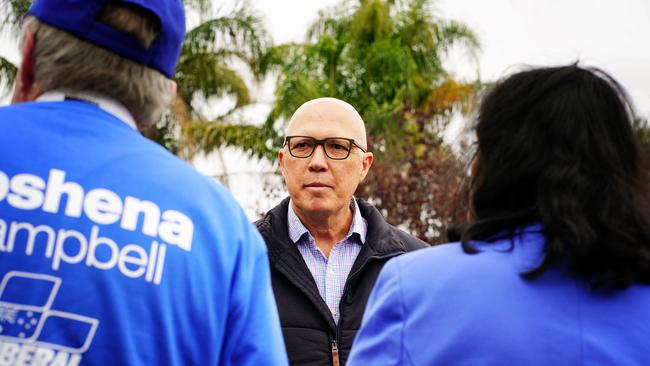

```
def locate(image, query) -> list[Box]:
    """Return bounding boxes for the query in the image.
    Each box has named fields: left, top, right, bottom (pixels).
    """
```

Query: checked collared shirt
left=287, top=199, right=367, bottom=323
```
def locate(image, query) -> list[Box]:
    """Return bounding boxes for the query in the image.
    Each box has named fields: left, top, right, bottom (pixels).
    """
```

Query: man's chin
left=294, top=197, right=336, bottom=215
left=304, top=202, right=335, bottom=214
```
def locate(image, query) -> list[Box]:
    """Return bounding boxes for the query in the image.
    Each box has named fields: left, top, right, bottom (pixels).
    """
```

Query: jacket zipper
left=331, top=339, right=340, bottom=366
left=333, top=251, right=405, bottom=364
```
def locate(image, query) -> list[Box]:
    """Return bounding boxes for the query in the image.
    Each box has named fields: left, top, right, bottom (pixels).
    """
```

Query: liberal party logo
left=0, top=271, right=99, bottom=365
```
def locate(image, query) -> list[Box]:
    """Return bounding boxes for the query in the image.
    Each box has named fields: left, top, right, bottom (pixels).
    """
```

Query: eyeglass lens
left=289, top=137, right=352, bottom=159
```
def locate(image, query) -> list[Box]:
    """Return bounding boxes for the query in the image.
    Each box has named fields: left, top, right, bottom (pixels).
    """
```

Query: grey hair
left=24, top=10, right=173, bottom=128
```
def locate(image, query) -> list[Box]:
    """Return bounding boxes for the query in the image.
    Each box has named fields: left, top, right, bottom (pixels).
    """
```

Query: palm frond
left=436, top=20, right=480, bottom=55
left=183, top=3, right=270, bottom=79
left=175, top=52, right=251, bottom=108
left=306, top=0, right=355, bottom=42
left=349, top=0, right=393, bottom=44
left=184, top=0, right=212, bottom=18
left=0, top=0, right=30, bottom=36
left=0, top=56, right=17, bottom=98
left=259, top=43, right=309, bottom=74
left=422, top=79, right=476, bottom=117
left=184, top=119, right=278, bottom=161
left=394, top=0, right=479, bottom=78
left=272, top=73, right=324, bottom=121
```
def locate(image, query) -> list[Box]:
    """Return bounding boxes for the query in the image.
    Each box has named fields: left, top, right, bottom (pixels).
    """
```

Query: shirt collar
left=36, top=91, right=137, bottom=130
left=287, top=197, right=367, bottom=245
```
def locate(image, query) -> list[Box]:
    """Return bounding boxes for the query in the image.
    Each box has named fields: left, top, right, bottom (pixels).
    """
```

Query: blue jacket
left=348, top=226, right=650, bottom=365
left=0, top=100, right=288, bottom=365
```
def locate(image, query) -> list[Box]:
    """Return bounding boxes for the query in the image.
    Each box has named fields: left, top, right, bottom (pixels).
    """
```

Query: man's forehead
left=287, top=99, right=366, bottom=138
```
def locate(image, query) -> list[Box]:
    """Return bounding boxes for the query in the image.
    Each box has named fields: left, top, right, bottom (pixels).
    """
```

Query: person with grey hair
left=0, top=0, right=288, bottom=365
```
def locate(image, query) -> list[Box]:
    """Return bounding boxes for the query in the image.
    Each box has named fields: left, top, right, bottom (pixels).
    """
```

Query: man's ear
left=167, top=80, right=177, bottom=99
left=359, top=152, right=374, bottom=182
left=278, top=148, right=287, bottom=173
left=12, top=26, right=41, bottom=104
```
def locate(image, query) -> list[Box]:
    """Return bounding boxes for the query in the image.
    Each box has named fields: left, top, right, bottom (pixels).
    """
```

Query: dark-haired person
left=0, top=0, right=287, bottom=364
left=347, top=64, right=650, bottom=365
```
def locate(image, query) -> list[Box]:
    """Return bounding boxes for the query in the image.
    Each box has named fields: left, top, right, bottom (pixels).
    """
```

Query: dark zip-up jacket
left=255, top=197, right=428, bottom=366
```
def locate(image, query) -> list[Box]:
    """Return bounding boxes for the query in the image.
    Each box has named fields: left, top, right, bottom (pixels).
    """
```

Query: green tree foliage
left=0, top=0, right=29, bottom=97
left=0, top=57, right=17, bottom=98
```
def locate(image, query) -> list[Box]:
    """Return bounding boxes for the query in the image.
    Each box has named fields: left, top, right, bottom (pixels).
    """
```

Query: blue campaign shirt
left=348, top=226, right=650, bottom=366
left=0, top=97, right=288, bottom=365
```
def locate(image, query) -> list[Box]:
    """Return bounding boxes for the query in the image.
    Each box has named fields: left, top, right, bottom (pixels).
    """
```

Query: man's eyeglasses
left=284, top=136, right=367, bottom=160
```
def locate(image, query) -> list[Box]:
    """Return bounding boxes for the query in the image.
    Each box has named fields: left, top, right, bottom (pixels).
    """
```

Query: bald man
left=256, top=98, right=427, bottom=366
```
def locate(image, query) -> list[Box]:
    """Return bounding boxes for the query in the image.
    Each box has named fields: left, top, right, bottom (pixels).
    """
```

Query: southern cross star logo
left=0, top=271, right=99, bottom=354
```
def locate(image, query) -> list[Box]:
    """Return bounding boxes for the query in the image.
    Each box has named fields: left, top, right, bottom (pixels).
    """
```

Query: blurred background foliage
left=1, top=0, right=648, bottom=243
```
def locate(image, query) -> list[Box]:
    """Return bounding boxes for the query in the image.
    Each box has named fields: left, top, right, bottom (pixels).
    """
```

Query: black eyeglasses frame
left=283, top=135, right=367, bottom=160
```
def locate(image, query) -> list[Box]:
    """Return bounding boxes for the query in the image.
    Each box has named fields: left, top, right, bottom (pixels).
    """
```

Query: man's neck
left=293, top=201, right=354, bottom=258
left=35, top=90, right=137, bottom=130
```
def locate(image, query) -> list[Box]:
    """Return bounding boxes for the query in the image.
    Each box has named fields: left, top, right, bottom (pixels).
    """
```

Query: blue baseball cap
left=27, top=0, right=185, bottom=78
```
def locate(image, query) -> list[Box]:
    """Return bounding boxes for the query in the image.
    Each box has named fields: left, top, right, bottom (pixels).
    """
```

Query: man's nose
left=308, top=144, right=328, bottom=172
